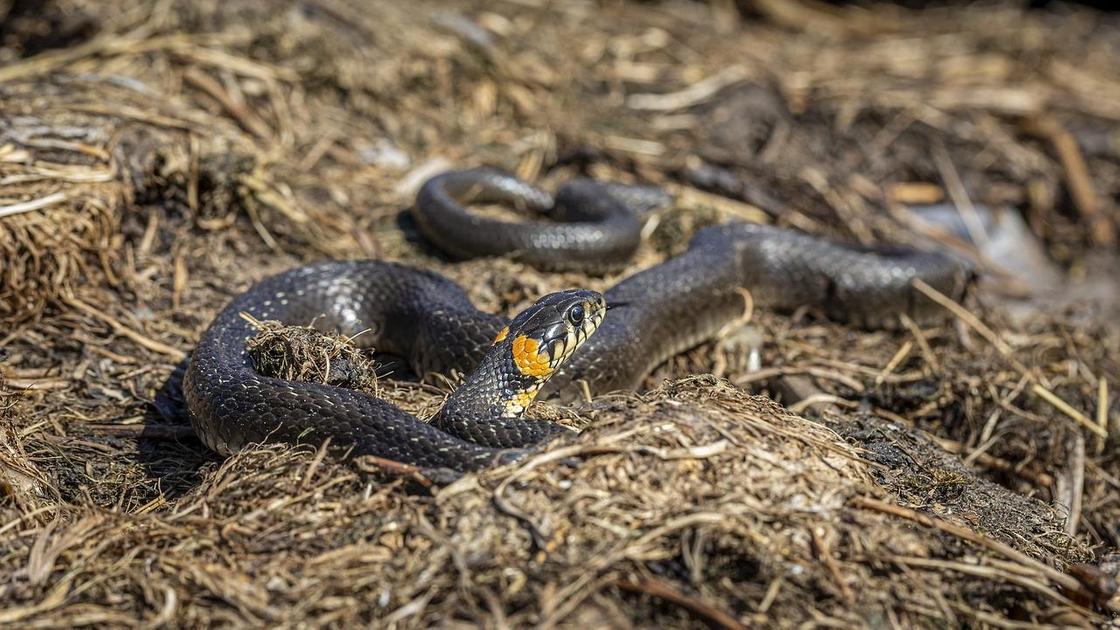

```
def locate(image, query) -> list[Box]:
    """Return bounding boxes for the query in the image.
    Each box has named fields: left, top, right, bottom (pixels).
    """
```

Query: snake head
left=441, top=289, right=608, bottom=425
left=503, top=289, right=606, bottom=379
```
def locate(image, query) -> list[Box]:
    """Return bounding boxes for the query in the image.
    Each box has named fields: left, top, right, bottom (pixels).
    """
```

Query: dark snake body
left=185, top=170, right=970, bottom=471
left=183, top=263, right=515, bottom=471
left=414, top=168, right=671, bottom=270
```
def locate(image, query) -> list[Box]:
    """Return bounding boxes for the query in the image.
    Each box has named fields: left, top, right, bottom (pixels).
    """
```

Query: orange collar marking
left=493, top=326, right=509, bottom=344
left=511, top=335, right=552, bottom=377
left=504, top=389, right=537, bottom=416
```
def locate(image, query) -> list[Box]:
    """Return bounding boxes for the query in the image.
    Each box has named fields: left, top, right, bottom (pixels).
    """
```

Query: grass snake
left=185, top=168, right=970, bottom=472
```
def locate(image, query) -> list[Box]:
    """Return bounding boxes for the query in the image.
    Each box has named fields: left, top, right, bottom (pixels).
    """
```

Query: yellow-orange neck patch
left=511, top=335, right=552, bottom=377
left=492, top=326, right=509, bottom=345
left=504, top=388, right=540, bottom=417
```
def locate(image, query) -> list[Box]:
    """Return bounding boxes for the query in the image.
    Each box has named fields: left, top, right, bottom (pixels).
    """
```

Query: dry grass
left=0, top=379, right=1106, bottom=627
left=1, top=0, right=1119, bottom=626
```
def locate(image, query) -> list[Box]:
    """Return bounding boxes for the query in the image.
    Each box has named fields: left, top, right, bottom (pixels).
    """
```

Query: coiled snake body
left=185, top=169, right=970, bottom=472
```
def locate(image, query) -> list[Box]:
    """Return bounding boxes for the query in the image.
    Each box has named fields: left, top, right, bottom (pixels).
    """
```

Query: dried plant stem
left=610, top=576, right=747, bottom=630
left=852, top=497, right=1084, bottom=596
left=912, top=278, right=1106, bottom=439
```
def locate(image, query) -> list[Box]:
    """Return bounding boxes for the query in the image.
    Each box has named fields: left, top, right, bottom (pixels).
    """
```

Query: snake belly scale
left=185, top=169, right=970, bottom=472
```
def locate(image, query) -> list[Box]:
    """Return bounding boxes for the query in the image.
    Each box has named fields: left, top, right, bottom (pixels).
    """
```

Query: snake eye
left=568, top=304, right=585, bottom=325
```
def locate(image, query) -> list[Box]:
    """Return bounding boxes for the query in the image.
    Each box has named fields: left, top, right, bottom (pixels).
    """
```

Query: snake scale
left=184, top=168, right=970, bottom=472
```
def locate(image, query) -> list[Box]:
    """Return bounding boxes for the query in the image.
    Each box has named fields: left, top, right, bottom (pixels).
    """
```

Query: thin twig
left=898, top=313, right=940, bottom=373
left=733, top=366, right=865, bottom=393
left=890, top=556, right=1070, bottom=606
left=626, top=66, right=747, bottom=111
left=875, top=340, right=913, bottom=386
left=0, top=191, right=68, bottom=219
left=610, top=576, right=747, bottom=630
left=932, top=138, right=989, bottom=245
left=1056, top=433, right=1085, bottom=536
left=851, top=497, right=1085, bottom=596
left=353, top=455, right=434, bottom=488
left=85, top=424, right=195, bottom=439
left=183, top=67, right=273, bottom=141
left=62, top=296, right=187, bottom=360
left=1097, top=378, right=1109, bottom=454
left=911, top=278, right=1026, bottom=374
left=1023, top=115, right=1116, bottom=246
left=810, top=528, right=855, bottom=604
left=1032, top=384, right=1107, bottom=439
left=912, top=279, right=1105, bottom=439
left=933, top=436, right=1054, bottom=487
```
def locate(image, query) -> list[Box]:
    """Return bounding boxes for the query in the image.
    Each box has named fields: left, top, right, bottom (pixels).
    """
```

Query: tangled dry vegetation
left=2, top=0, right=1120, bottom=626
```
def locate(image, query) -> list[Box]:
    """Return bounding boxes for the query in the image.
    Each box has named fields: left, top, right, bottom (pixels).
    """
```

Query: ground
left=1, top=0, right=1119, bottom=627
